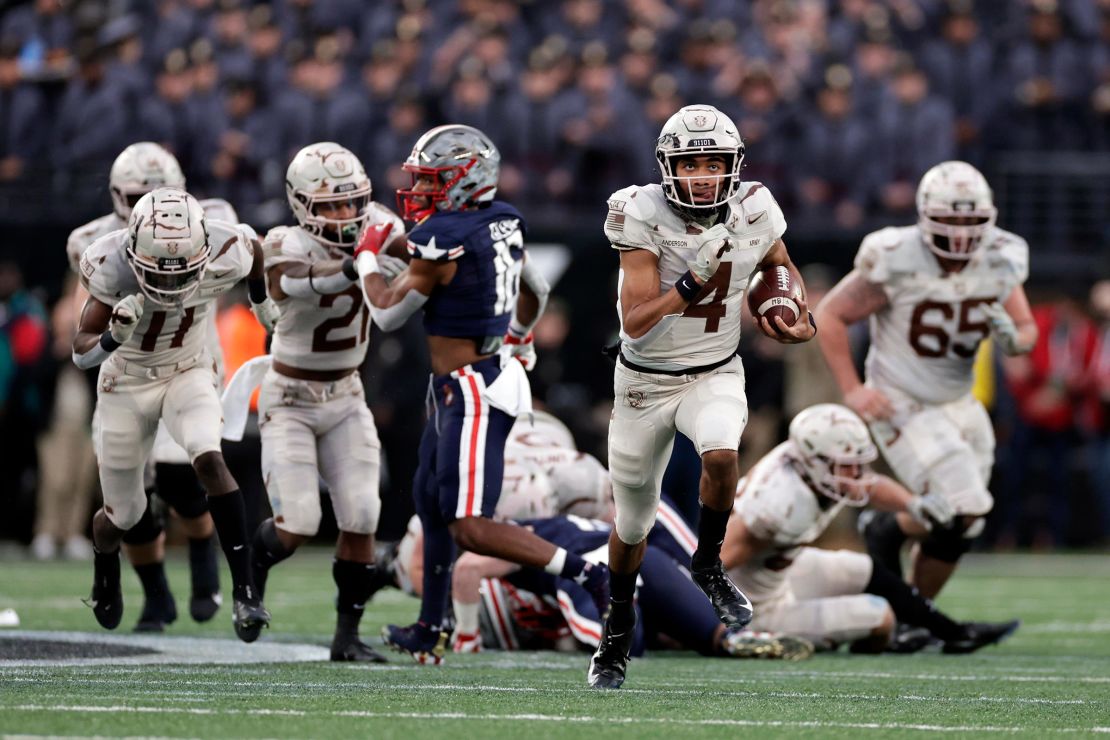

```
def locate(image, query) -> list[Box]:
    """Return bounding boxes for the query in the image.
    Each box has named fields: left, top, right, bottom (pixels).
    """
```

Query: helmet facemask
left=802, top=455, right=877, bottom=507
left=127, top=247, right=210, bottom=306
left=397, top=160, right=484, bottom=222
left=294, top=185, right=372, bottom=251
left=919, top=209, right=996, bottom=260
left=658, top=148, right=743, bottom=219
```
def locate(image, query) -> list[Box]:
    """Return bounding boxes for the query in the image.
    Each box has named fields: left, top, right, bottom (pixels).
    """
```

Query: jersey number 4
left=682, top=263, right=732, bottom=333
left=909, top=298, right=993, bottom=358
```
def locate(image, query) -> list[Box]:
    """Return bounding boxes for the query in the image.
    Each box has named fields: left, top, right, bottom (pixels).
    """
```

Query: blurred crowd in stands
left=0, top=0, right=1109, bottom=232
left=0, top=0, right=1107, bottom=552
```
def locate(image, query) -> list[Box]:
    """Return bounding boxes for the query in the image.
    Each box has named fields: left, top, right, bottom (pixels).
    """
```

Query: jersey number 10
left=491, top=228, right=524, bottom=316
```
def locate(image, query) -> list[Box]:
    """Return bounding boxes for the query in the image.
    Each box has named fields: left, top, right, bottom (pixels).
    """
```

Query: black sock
left=608, top=570, right=638, bottom=633
left=134, top=562, right=171, bottom=601
left=691, top=503, right=731, bottom=571
left=251, top=518, right=294, bottom=599
left=863, top=511, right=907, bottom=575
left=206, top=490, right=254, bottom=600
left=334, top=558, right=377, bottom=638
left=865, top=558, right=963, bottom=641
left=188, top=536, right=220, bottom=596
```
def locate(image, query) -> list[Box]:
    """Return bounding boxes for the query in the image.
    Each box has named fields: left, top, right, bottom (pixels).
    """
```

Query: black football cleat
left=587, top=615, right=636, bottom=689
left=331, top=634, right=389, bottom=663
left=189, top=590, right=222, bottom=623
left=231, top=588, right=271, bottom=643
left=382, top=622, right=448, bottom=665
left=134, top=590, right=178, bottom=633
left=691, top=561, right=753, bottom=628
left=85, top=548, right=124, bottom=630
left=943, top=620, right=1020, bottom=654
left=886, top=624, right=934, bottom=654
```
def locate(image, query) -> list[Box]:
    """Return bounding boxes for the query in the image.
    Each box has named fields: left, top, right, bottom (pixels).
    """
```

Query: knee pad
left=607, top=418, right=658, bottom=492
left=155, top=462, right=208, bottom=519
left=100, top=467, right=150, bottom=531
left=121, top=498, right=163, bottom=545
left=919, top=516, right=980, bottom=563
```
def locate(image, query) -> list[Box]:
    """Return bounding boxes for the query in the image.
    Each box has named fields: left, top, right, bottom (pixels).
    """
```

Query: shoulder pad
left=407, top=221, right=463, bottom=262
left=605, top=185, right=664, bottom=252
left=198, top=198, right=239, bottom=224
left=79, top=231, right=133, bottom=303
left=66, top=214, right=122, bottom=274
left=983, top=229, right=1029, bottom=285
left=733, top=182, right=787, bottom=240
left=206, top=221, right=254, bottom=280
left=262, top=225, right=310, bottom=265
left=854, top=226, right=915, bottom=284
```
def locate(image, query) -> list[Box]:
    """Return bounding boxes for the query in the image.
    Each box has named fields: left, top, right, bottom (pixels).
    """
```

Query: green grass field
left=2, top=550, right=1109, bottom=738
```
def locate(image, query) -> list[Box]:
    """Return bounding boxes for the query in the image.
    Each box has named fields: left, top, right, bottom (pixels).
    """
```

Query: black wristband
left=674, top=270, right=701, bottom=302
left=808, top=312, right=817, bottom=335
left=99, top=332, right=121, bottom=352
left=247, top=277, right=267, bottom=304
left=341, top=257, right=358, bottom=281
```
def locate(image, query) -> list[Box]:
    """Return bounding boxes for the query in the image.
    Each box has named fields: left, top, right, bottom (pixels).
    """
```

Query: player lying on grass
left=721, top=403, right=1019, bottom=653
left=394, top=509, right=812, bottom=661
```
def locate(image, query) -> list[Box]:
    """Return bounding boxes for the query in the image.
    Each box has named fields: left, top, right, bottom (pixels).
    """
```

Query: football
left=746, top=265, right=803, bottom=328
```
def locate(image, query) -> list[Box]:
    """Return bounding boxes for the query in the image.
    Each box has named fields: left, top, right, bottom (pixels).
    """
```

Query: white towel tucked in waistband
left=221, top=355, right=273, bottom=441
left=482, top=352, right=533, bottom=419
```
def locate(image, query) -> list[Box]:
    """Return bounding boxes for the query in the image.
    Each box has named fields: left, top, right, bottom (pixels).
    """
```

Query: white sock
left=453, top=598, right=480, bottom=635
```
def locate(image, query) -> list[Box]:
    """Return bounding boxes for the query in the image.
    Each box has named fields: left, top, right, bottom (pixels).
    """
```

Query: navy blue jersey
left=521, top=515, right=611, bottom=556
left=407, top=201, right=526, bottom=345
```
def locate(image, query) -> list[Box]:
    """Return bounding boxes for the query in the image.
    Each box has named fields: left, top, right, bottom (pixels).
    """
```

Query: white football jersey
left=856, top=225, right=1028, bottom=405
left=80, top=218, right=254, bottom=368
left=263, top=203, right=403, bottom=372
left=730, top=442, right=846, bottom=603
left=605, top=182, right=786, bottom=371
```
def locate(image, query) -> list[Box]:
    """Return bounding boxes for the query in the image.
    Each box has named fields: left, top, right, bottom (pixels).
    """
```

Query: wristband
left=247, top=277, right=267, bottom=304
left=508, top=317, right=529, bottom=338
left=341, top=257, right=358, bottom=281
left=356, top=251, right=380, bottom=278
left=99, top=332, right=122, bottom=352
left=674, top=270, right=701, bottom=302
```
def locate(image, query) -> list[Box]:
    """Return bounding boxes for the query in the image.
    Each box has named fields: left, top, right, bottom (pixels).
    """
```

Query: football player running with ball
left=354, top=125, right=608, bottom=664
left=590, top=104, right=815, bottom=689
left=67, top=143, right=243, bottom=632
left=246, top=142, right=404, bottom=662
left=72, top=188, right=274, bottom=642
left=816, top=161, right=1037, bottom=599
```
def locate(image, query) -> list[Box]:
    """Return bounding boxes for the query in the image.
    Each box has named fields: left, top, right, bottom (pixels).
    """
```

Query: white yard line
left=2, top=704, right=1102, bottom=734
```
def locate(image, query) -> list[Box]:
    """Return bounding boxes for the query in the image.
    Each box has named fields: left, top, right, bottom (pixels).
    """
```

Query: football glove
left=502, top=329, right=537, bottom=371
left=354, top=221, right=394, bottom=257
left=250, top=296, right=280, bottom=333
left=907, top=492, right=955, bottom=531
left=980, top=302, right=1020, bottom=355
left=688, top=224, right=733, bottom=282
left=109, top=294, right=145, bottom=344
left=378, top=254, right=407, bottom=282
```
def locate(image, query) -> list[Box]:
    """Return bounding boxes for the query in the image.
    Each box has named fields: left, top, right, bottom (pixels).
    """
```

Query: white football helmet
left=549, top=453, right=613, bottom=521
left=788, top=404, right=878, bottom=506
left=656, top=104, right=745, bottom=219
left=109, top=142, right=186, bottom=220
left=916, top=160, right=997, bottom=260
left=285, top=142, right=372, bottom=250
left=127, top=188, right=210, bottom=306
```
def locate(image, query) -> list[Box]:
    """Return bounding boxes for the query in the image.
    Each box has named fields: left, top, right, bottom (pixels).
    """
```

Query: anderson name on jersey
left=79, top=218, right=255, bottom=368
left=605, top=182, right=786, bottom=371
left=731, top=442, right=847, bottom=604
left=262, top=202, right=403, bottom=372
left=855, top=225, right=1028, bottom=405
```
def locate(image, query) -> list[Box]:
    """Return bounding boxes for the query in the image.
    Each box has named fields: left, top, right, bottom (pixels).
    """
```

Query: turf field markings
left=5, top=704, right=1106, bottom=734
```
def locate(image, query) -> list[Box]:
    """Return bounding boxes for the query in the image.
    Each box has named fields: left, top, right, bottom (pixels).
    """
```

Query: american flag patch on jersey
left=605, top=211, right=625, bottom=231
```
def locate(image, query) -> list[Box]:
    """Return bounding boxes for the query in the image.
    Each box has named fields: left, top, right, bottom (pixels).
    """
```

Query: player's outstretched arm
left=985, top=285, right=1037, bottom=356
left=267, top=258, right=357, bottom=300
left=815, top=270, right=894, bottom=420
left=246, top=238, right=279, bottom=331
left=869, top=474, right=954, bottom=536
left=72, top=295, right=129, bottom=369
left=756, top=239, right=815, bottom=344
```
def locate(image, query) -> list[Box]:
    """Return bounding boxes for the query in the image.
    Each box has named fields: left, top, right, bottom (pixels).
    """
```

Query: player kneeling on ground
left=72, top=188, right=274, bottom=642
left=722, top=404, right=1018, bottom=653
